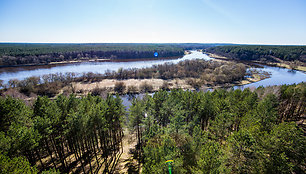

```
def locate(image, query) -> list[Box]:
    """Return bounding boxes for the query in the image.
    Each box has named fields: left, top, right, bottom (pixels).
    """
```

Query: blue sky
left=0, top=0, right=305, bottom=44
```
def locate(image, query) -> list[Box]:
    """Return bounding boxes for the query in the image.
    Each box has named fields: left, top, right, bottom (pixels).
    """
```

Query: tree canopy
left=206, top=45, right=306, bottom=62
left=0, top=83, right=305, bottom=173
left=128, top=83, right=306, bottom=173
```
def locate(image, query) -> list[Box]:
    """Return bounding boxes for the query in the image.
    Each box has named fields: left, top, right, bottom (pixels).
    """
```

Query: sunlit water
left=236, top=65, right=305, bottom=89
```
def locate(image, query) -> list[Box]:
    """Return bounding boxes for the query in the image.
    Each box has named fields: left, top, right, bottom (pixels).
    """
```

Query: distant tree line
left=128, top=83, right=306, bottom=173
left=0, top=94, right=125, bottom=173
left=0, top=43, right=185, bottom=66
left=206, top=45, right=306, bottom=62
left=167, top=43, right=233, bottom=50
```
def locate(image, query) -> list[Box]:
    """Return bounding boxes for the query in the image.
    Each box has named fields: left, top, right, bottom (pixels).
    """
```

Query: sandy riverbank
left=267, top=62, right=306, bottom=72
left=205, top=52, right=229, bottom=60
left=49, top=59, right=111, bottom=65
left=69, top=72, right=268, bottom=95
left=71, top=79, right=191, bottom=94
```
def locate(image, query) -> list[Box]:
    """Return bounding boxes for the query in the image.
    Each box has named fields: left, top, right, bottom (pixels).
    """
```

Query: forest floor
left=114, top=129, right=140, bottom=174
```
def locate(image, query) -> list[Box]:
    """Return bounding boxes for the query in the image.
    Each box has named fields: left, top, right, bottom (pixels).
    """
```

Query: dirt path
left=114, top=130, right=139, bottom=174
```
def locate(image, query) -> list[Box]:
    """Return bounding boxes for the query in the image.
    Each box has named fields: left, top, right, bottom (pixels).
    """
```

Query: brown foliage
left=114, top=82, right=126, bottom=94
left=140, top=82, right=153, bottom=93
left=35, top=82, right=63, bottom=97
left=1, top=88, right=28, bottom=99
left=91, top=87, right=108, bottom=97
left=186, top=78, right=202, bottom=90
left=127, top=85, right=138, bottom=94
left=161, top=81, right=170, bottom=90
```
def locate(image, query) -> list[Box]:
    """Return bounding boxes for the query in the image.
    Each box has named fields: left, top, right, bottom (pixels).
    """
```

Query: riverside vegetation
left=205, top=45, right=306, bottom=71
left=0, top=83, right=305, bottom=173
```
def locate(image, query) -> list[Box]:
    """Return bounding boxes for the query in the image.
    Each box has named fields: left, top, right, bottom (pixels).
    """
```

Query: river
left=0, top=50, right=304, bottom=87
left=0, top=51, right=211, bottom=83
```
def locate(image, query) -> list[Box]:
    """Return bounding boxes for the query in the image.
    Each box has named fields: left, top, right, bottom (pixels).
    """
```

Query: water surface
left=235, top=65, right=305, bottom=89
left=0, top=51, right=211, bottom=83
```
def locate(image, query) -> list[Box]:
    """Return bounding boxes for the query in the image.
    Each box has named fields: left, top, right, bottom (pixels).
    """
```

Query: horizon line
left=0, top=42, right=305, bottom=46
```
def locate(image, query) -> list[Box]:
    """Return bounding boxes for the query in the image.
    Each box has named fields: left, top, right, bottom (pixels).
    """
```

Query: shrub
left=186, top=78, right=202, bottom=90
left=35, top=82, right=62, bottom=97
left=161, top=81, right=170, bottom=90
left=140, top=82, right=153, bottom=93
left=127, top=85, right=138, bottom=94
left=114, top=81, right=126, bottom=94
left=91, top=87, right=108, bottom=96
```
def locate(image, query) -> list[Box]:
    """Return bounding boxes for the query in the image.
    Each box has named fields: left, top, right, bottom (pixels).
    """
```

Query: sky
left=0, top=0, right=305, bottom=45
